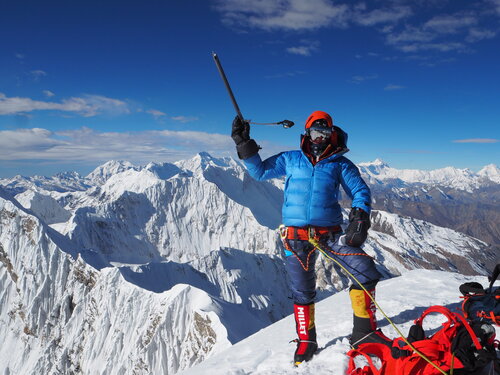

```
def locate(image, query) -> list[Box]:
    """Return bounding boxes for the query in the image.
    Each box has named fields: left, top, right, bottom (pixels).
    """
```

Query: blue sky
left=0, top=0, right=499, bottom=178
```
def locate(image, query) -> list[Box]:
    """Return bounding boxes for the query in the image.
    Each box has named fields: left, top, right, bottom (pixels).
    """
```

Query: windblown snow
left=0, top=152, right=498, bottom=375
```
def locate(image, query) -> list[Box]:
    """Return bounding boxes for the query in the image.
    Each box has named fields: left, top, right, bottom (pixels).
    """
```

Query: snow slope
left=181, top=270, right=499, bottom=375
left=0, top=191, right=290, bottom=374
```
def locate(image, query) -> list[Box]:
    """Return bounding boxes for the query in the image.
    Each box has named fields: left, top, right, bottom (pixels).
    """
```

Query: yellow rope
left=308, top=236, right=449, bottom=375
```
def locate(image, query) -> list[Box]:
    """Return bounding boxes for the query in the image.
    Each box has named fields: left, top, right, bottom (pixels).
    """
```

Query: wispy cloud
left=0, top=93, right=130, bottom=117
left=383, top=10, right=494, bottom=53
left=171, top=115, right=199, bottom=123
left=146, top=109, right=167, bottom=119
left=466, top=28, right=497, bottom=42
left=423, top=14, right=478, bottom=34
left=215, top=1, right=499, bottom=56
left=215, top=0, right=349, bottom=31
left=398, top=42, right=467, bottom=53
left=215, top=0, right=414, bottom=31
left=384, top=84, right=405, bottom=91
left=42, top=90, right=55, bottom=97
left=30, top=70, right=47, bottom=81
left=351, top=74, right=378, bottom=84
left=286, top=46, right=314, bottom=56
left=264, top=71, right=306, bottom=79
left=453, top=138, right=499, bottom=143
left=286, top=40, right=320, bottom=56
left=491, top=0, right=500, bottom=15
left=352, top=5, right=412, bottom=27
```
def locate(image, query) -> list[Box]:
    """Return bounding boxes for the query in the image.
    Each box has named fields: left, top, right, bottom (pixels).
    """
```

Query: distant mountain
left=0, top=153, right=497, bottom=374
left=352, top=160, right=500, bottom=247
left=0, top=170, right=91, bottom=194
left=358, top=159, right=499, bottom=192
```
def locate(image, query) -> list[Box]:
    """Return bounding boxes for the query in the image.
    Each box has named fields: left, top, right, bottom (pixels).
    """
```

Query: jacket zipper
left=307, top=165, right=315, bottom=223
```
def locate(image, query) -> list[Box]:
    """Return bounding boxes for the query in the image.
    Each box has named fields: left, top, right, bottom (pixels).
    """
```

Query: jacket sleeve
left=243, top=152, right=287, bottom=181
left=339, top=158, right=371, bottom=213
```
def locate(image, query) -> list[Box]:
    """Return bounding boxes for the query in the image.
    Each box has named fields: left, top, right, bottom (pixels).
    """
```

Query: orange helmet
left=305, top=110, right=333, bottom=129
left=304, top=110, right=338, bottom=146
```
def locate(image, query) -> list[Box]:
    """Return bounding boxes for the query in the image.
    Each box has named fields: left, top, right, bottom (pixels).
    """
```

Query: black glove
left=345, top=207, right=370, bottom=247
left=231, top=116, right=260, bottom=159
left=231, top=116, right=250, bottom=145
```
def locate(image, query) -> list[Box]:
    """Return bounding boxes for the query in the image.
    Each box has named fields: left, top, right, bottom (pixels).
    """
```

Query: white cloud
left=453, top=138, right=498, bottom=143
left=287, top=46, right=313, bottom=56
left=384, top=84, right=405, bottom=91
left=30, top=70, right=47, bottom=81
left=30, top=70, right=47, bottom=77
left=171, top=116, right=199, bottom=123
left=466, top=28, right=497, bottom=42
left=423, top=14, right=478, bottom=34
left=351, top=74, right=378, bottom=84
left=215, top=1, right=500, bottom=56
left=264, top=70, right=306, bottom=79
left=0, top=127, right=235, bottom=165
left=383, top=10, right=495, bottom=53
left=0, top=128, right=63, bottom=154
left=398, top=42, right=467, bottom=52
left=42, top=90, right=55, bottom=97
left=286, top=40, right=320, bottom=56
left=215, top=1, right=415, bottom=31
left=146, top=109, right=167, bottom=119
left=385, top=26, right=435, bottom=45
left=492, top=0, right=500, bottom=15
left=0, top=93, right=130, bottom=117
left=215, top=0, right=349, bottom=30
left=353, top=6, right=412, bottom=27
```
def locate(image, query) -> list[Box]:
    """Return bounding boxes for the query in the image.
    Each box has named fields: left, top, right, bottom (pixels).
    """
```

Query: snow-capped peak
left=360, top=158, right=389, bottom=167
left=86, top=160, right=138, bottom=185
left=144, top=162, right=184, bottom=180
left=175, top=152, right=242, bottom=175
left=478, top=163, right=500, bottom=183
left=101, top=168, right=162, bottom=197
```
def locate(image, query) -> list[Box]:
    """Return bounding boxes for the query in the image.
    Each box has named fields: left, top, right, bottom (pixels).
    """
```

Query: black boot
left=293, top=303, right=318, bottom=366
left=349, top=288, right=392, bottom=349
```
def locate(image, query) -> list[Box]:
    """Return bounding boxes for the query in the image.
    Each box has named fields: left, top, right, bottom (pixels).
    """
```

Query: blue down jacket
left=243, top=145, right=371, bottom=227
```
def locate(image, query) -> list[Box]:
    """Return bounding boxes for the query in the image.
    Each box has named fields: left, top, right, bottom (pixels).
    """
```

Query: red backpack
left=346, top=305, right=497, bottom=375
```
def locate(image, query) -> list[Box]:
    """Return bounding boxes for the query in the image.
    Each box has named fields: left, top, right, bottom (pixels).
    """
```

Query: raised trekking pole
left=212, top=52, right=294, bottom=129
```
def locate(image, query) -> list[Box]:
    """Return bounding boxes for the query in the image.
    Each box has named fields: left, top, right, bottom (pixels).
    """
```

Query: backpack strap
left=414, top=305, right=458, bottom=327
left=346, top=343, right=392, bottom=375
left=346, top=349, right=380, bottom=375
left=452, top=312, right=483, bottom=350
left=415, top=305, right=482, bottom=350
left=488, top=263, right=500, bottom=293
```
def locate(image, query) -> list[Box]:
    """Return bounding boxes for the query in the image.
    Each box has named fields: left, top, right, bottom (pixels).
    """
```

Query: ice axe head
left=279, top=120, right=294, bottom=128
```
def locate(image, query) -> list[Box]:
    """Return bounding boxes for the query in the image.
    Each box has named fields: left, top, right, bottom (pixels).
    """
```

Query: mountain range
left=0, top=152, right=498, bottom=374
